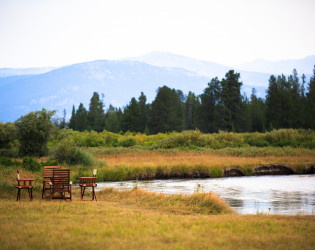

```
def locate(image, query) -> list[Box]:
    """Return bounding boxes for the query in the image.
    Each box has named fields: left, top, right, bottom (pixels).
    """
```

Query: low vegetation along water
left=98, top=175, right=315, bottom=215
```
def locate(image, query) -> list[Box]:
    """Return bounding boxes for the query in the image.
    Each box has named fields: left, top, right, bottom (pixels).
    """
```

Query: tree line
left=68, top=67, right=315, bottom=134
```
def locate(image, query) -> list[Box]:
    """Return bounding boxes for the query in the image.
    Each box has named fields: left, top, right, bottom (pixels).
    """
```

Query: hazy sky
left=0, top=0, right=314, bottom=68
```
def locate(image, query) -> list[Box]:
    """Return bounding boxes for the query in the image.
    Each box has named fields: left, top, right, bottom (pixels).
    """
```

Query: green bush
left=51, top=138, right=94, bottom=166
left=0, top=156, right=14, bottom=166
left=209, top=167, right=223, bottom=178
left=23, top=157, right=41, bottom=171
left=119, top=138, right=136, bottom=147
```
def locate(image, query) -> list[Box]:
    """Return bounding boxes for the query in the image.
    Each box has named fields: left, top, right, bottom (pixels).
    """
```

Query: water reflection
left=98, top=175, right=315, bottom=215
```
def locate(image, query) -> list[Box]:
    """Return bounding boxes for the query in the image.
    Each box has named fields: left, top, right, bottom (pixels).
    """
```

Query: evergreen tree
left=266, top=75, right=282, bottom=129
left=138, top=92, right=147, bottom=132
left=149, top=86, right=184, bottom=134
left=199, top=77, right=221, bottom=132
left=69, top=105, right=76, bottom=130
left=88, top=92, right=105, bottom=132
left=75, top=103, right=88, bottom=131
left=306, top=65, right=315, bottom=129
left=60, top=109, right=66, bottom=128
left=105, top=105, right=122, bottom=133
left=220, top=70, right=244, bottom=132
left=121, top=97, right=142, bottom=132
left=249, top=88, right=266, bottom=132
left=185, top=91, right=200, bottom=130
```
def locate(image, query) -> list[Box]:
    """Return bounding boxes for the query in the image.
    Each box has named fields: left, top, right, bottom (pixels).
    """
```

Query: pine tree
left=149, top=86, right=184, bottom=134
left=105, top=105, right=122, bottom=133
left=306, top=65, right=315, bottom=129
left=220, top=70, right=244, bottom=132
left=185, top=92, right=199, bottom=130
left=199, top=77, right=221, bottom=132
left=88, top=92, right=105, bottom=132
left=138, top=92, right=147, bottom=132
left=121, top=97, right=142, bottom=132
left=69, top=105, right=76, bottom=130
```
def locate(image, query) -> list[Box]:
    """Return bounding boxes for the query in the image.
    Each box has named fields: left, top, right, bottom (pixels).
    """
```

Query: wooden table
left=16, top=178, right=34, bottom=201
left=79, top=177, right=97, bottom=201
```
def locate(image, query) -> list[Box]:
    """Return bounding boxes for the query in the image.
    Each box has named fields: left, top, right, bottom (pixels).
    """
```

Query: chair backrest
left=43, top=166, right=60, bottom=177
left=93, top=169, right=97, bottom=177
left=16, top=170, right=20, bottom=180
left=52, top=169, right=70, bottom=191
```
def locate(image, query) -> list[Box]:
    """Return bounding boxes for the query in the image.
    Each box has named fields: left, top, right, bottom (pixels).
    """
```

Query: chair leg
left=42, top=182, right=44, bottom=199
left=82, top=187, right=86, bottom=198
left=70, top=186, right=72, bottom=201
left=93, top=187, right=97, bottom=202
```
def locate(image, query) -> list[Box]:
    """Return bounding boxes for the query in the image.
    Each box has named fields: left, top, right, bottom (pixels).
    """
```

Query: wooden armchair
left=16, top=170, right=34, bottom=201
left=42, top=166, right=60, bottom=199
left=49, top=169, right=72, bottom=201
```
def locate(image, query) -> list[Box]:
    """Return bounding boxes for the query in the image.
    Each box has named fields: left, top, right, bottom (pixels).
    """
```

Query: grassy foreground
left=1, top=190, right=315, bottom=249
left=1, top=147, right=315, bottom=249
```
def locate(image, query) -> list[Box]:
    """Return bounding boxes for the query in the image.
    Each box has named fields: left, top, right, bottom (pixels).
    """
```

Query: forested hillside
left=68, top=67, right=315, bottom=134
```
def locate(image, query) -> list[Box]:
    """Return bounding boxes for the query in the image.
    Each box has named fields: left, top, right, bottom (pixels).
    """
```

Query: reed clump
left=99, top=188, right=233, bottom=215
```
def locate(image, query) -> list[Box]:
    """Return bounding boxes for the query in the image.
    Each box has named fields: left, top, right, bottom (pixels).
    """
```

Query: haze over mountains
left=0, top=52, right=314, bottom=122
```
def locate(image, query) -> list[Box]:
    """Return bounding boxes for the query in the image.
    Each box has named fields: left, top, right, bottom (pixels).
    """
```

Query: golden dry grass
left=98, top=151, right=315, bottom=174
left=0, top=195, right=314, bottom=249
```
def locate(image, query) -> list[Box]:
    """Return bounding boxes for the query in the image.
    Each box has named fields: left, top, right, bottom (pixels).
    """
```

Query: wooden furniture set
left=16, top=167, right=98, bottom=202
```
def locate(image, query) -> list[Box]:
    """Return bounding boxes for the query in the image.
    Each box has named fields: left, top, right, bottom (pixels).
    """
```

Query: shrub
left=0, top=156, right=14, bottom=166
left=23, top=157, right=41, bottom=171
left=51, top=138, right=94, bottom=166
left=209, top=167, right=222, bottom=178
left=120, top=138, right=136, bottom=147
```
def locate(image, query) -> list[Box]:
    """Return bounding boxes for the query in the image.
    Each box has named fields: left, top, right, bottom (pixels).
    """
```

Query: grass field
left=1, top=148, right=315, bottom=249
left=0, top=190, right=314, bottom=249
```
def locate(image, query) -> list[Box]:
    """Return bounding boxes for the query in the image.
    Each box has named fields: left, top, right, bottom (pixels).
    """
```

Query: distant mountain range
left=234, top=55, right=315, bottom=75
left=0, top=52, right=314, bottom=122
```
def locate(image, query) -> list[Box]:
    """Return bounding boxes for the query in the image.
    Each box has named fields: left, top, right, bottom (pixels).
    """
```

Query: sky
left=0, top=0, right=315, bottom=68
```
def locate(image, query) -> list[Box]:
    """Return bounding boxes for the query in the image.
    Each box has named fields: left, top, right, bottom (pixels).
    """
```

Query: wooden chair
left=49, top=169, right=72, bottom=201
left=79, top=169, right=98, bottom=201
left=16, top=170, right=34, bottom=201
left=42, top=166, right=60, bottom=199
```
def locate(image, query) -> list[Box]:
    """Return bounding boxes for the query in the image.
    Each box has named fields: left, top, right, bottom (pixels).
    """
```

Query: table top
left=79, top=177, right=97, bottom=179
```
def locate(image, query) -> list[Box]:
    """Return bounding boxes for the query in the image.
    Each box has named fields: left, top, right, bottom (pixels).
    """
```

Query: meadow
left=1, top=129, right=315, bottom=249
left=0, top=171, right=315, bottom=250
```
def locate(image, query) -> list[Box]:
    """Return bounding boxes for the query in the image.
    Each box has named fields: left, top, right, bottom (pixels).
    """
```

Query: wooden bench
left=42, top=166, right=60, bottom=199
left=49, top=169, right=72, bottom=201
left=16, top=170, right=34, bottom=201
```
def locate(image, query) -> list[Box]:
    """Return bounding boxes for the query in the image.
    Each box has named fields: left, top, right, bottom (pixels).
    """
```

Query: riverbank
left=87, top=147, right=315, bottom=181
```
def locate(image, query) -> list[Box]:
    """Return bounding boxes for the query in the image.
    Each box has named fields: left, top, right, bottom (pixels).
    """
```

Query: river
left=97, top=175, right=315, bottom=215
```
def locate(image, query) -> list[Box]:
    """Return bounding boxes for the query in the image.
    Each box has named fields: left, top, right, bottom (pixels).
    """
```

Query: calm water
left=97, top=175, right=315, bottom=215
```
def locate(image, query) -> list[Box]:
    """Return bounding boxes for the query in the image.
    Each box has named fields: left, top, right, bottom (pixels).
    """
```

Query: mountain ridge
left=0, top=52, right=314, bottom=123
